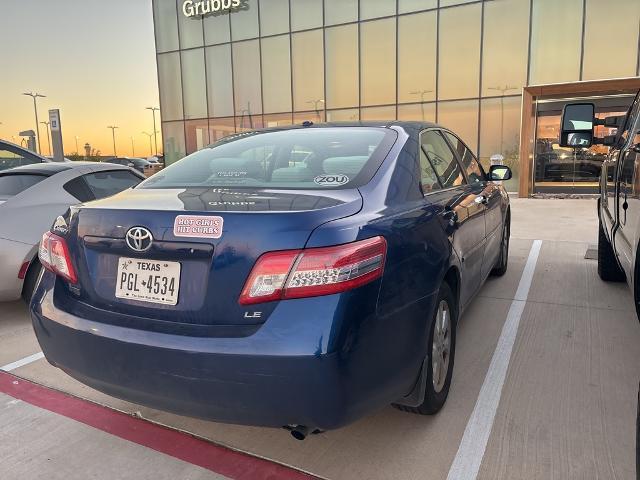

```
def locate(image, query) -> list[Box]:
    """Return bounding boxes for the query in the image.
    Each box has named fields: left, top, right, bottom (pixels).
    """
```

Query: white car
left=0, top=161, right=144, bottom=302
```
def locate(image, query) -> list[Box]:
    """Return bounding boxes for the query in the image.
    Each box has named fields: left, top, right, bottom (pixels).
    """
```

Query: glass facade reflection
left=153, top=0, right=640, bottom=193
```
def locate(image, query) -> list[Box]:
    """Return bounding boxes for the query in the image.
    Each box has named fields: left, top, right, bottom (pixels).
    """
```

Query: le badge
left=173, top=215, right=223, bottom=239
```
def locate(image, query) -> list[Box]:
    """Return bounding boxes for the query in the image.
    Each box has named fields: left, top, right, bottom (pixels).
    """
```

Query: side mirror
left=488, top=165, right=512, bottom=181
left=559, top=103, right=595, bottom=148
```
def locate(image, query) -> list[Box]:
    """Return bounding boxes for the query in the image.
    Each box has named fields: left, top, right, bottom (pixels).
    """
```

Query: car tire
left=598, top=219, right=625, bottom=282
left=21, top=258, right=42, bottom=304
left=395, top=282, right=457, bottom=415
left=491, top=214, right=510, bottom=277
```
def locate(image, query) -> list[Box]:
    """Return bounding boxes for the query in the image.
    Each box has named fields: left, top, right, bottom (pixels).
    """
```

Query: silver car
left=0, top=161, right=144, bottom=302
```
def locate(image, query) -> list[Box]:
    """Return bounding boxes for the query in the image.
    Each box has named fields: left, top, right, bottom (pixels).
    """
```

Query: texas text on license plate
left=115, top=257, right=181, bottom=306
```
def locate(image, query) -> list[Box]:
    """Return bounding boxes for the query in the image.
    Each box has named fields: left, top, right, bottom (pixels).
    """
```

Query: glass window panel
left=360, top=106, right=396, bottom=121
left=162, top=121, right=186, bottom=166
left=421, top=130, right=465, bottom=188
left=399, top=0, right=437, bottom=14
left=177, top=0, right=204, bottom=49
left=264, top=113, right=293, bottom=127
left=360, top=0, right=396, bottom=20
left=325, top=25, right=359, bottom=109
left=419, top=148, right=442, bottom=194
left=291, top=0, right=322, bottom=31
left=230, top=3, right=259, bottom=40
left=154, top=0, right=179, bottom=52
left=204, top=11, right=230, bottom=45
left=206, top=45, right=235, bottom=117
left=438, top=100, right=479, bottom=152
left=158, top=53, right=184, bottom=121
left=398, top=11, right=437, bottom=104
left=583, top=0, right=640, bottom=80
left=236, top=114, right=264, bottom=132
left=529, top=0, right=583, bottom=85
left=259, top=0, right=290, bottom=36
left=292, top=30, right=324, bottom=111
left=185, top=119, right=210, bottom=154
left=326, top=109, right=360, bottom=121
left=438, top=4, right=481, bottom=100
left=397, top=103, right=436, bottom=122
left=261, top=35, right=292, bottom=113
left=440, top=0, right=477, bottom=6
left=443, top=131, right=484, bottom=183
left=361, top=19, right=396, bottom=106
left=233, top=40, right=263, bottom=117
left=482, top=0, right=529, bottom=97
left=480, top=96, right=521, bottom=191
left=181, top=49, right=208, bottom=119
left=209, top=117, right=236, bottom=143
left=294, top=110, right=325, bottom=123
left=325, top=0, right=358, bottom=25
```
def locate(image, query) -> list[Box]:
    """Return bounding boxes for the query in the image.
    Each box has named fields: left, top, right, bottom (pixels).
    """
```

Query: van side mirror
left=559, top=103, right=595, bottom=148
left=488, top=165, right=512, bottom=181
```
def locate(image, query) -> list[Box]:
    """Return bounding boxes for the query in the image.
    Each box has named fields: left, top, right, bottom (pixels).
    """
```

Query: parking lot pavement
left=0, top=198, right=638, bottom=480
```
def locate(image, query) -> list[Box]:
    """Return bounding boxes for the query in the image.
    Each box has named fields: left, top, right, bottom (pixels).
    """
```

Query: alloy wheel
left=432, top=300, right=451, bottom=393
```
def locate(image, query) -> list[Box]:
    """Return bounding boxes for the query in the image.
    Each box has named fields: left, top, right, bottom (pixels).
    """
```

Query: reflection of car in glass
left=0, top=140, right=52, bottom=171
left=535, top=137, right=603, bottom=182
left=0, top=162, right=143, bottom=303
left=30, top=123, right=512, bottom=438
left=106, top=157, right=163, bottom=177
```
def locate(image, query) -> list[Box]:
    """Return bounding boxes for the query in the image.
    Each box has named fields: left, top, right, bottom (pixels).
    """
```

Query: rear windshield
left=139, top=127, right=396, bottom=190
left=0, top=174, right=47, bottom=197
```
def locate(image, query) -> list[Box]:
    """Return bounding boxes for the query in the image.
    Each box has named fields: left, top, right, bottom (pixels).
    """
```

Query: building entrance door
left=532, top=94, right=635, bottom=194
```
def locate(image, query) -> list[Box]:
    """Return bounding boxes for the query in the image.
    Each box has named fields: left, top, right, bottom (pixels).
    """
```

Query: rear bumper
left=31, top=272, right=435, bottom=430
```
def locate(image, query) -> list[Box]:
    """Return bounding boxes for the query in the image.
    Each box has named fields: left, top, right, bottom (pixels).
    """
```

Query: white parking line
left=447, top=239, right=543, bottom=480
left=1, top=352, right=45, bottom=372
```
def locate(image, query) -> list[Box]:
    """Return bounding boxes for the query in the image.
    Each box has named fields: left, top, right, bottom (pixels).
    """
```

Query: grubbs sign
left=182, top=0, right=242, bottom=17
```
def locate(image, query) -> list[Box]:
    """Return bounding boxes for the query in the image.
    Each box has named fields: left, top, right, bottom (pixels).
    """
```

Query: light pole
left=487, top=85, right=518, bottom=154
left=107, top=125, right=119, bottom=157
left=409, top=90, right=434, bottom=121
left=146, top=107, right=160, bottom=156
left=75, top=136, right=80, bottom=154
left=130, top=136, right=135, bottom=157
left=22, top=92, right=46, bottom=154
left=142, top=131, right=154, bottom=156
left=306, top=99, right=325, bottom=121
left=40, top=121, right=52, bottom=156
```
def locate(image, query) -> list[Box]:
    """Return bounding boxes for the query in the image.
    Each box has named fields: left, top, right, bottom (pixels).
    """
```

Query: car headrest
left=322, top=156, right=369, bottom=175
left=271, top=165, right=316, bottom=182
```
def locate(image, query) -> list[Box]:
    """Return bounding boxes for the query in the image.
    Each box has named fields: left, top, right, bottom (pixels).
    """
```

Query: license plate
left=115, top=257, right=181, bottom=306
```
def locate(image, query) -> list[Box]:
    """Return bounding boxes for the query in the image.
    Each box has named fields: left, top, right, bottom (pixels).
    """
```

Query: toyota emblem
left=126, top=226, right=153, bottom=252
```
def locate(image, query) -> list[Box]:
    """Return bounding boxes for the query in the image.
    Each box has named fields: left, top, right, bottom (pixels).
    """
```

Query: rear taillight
left=239, top=236, right=386, bottom=305
left=39, top=231, right=77, bottom=284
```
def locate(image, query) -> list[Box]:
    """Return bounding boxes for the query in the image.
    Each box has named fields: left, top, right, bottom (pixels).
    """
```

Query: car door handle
left=474, top=195, right=488, bottom=205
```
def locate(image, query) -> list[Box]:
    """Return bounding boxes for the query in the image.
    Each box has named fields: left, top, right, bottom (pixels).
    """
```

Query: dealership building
left=152, top=0, right=640, bottom=195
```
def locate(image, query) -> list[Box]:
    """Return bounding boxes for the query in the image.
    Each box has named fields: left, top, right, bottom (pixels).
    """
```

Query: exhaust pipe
left=290, top=425, right=310, bottom=441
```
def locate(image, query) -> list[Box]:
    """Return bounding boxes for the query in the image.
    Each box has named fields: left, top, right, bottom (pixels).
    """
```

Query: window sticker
left=313, top=174, right=349, bottom=186
left=173, top=215, right=223, bottom=239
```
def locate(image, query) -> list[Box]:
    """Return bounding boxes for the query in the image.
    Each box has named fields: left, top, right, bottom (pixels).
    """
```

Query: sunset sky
left=0, top=0, right=161, bottom=157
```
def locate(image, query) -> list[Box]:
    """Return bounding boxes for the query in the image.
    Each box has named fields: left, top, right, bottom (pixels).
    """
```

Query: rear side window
left=421, top=131, right=466, bottom=189
left=418, top=148, right=442, bottom=194
left=443, top=131, right=485, bottom=184
left=0, top=146, right=41, bottom=171
left=139, top=127, right=397, bottom=190
left=83, top=170, right=142, bottom=199
left=0, top=174, right=47, bottom=196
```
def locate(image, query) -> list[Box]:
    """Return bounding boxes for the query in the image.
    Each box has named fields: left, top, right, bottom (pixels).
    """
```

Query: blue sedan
left=30, top=122, right=511, bottom=439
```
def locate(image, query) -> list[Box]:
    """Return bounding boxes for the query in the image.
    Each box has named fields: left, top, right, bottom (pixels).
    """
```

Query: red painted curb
left=0, top=371, right=315, bottom=480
